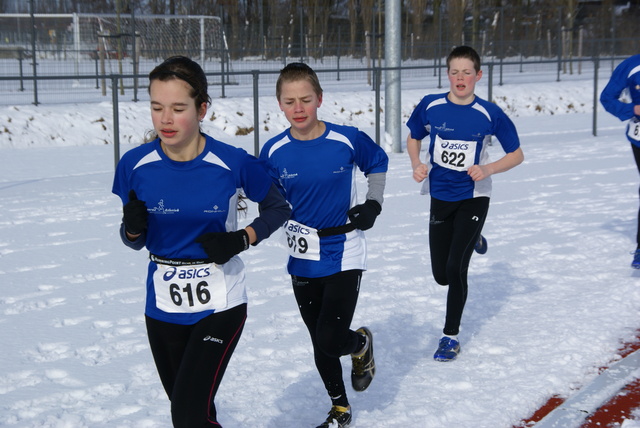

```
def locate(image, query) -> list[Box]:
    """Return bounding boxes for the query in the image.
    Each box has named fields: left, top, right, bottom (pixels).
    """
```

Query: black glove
left=195, top=229, right=250, bottom=265
left=347, top=199, right=382, bottom=231
left=123, top=189, right=148, bottom=235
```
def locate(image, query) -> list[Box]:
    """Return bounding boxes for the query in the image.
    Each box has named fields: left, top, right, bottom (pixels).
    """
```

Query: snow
left=1, top=68, right=639, bottom=428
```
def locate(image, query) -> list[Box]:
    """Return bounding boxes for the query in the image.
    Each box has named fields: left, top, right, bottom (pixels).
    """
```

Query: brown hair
left=145, top=56, right=210, bottom=143
left=148, top=55, right=211, bottom=108
left=446, top=46, right=481, bottom=73
left=276, top=62, right=323, bottom=101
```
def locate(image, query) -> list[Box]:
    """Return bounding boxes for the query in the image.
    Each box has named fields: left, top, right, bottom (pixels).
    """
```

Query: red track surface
left=515, top=330, right=640, bottom=428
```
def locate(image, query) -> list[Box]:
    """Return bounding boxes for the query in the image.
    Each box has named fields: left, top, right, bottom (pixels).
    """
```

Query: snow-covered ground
left=1, top=71, right=639, bottom=427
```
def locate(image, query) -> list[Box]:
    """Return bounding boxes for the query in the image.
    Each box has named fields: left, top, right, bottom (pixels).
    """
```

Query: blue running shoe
left=474, top=235, right=487, bottom=254
left=631, top=250, right=640, bottom=269
left=434, top=337, right=461, bottom=362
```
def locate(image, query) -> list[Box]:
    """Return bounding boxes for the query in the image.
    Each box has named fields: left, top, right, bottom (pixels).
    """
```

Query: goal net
left=78, top=13, right=226, bottom=63
left=0, top=13, right=226, bottom=63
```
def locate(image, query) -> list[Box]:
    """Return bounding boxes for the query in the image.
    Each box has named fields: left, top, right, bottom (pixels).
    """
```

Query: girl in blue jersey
left=112, top=56, right=290, bottom=428
left=259, top=63, right=388, bottom=428
left=600, top=54, right=640, bottom=268
left=406, top=46, right=524, bottom=362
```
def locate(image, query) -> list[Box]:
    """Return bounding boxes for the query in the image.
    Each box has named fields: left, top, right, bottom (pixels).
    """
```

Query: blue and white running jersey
left=600, top=54, right=640, bottom=147
left=259, top=122, right=388, bottom=278
left=406, top=93, right=521, bottom=202
left=112, top=135, right=272, bottom=325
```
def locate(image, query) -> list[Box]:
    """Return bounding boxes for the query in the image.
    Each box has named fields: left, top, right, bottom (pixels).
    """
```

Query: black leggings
left=633, top=144, right=640, bottom=248
left=429, top=197, right=490, bottom=336
left=145, top=304, right=247, bottom=428
left=292, top=270, right=363, bottom=404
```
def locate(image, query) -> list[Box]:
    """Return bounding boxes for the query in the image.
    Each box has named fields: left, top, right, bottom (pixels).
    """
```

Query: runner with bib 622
left=406, top=46, right=524, bottom=362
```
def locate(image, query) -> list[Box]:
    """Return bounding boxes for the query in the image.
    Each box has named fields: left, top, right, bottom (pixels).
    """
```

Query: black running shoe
left=316, top=405, right=352, bottom=428
left=351, top=326, right=375, bottom=391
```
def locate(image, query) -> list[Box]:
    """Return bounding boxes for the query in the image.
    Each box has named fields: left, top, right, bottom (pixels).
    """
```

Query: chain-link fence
left=1, top=6, right=639, bottom=104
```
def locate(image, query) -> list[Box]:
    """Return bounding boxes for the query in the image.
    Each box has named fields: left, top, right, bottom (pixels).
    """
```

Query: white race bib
left=152, top=262, right=227, bottom=313
left=282, top=219, right=321, bottom=261
left=433, top=135, right=477, bottom=171
left=628, top=118, right=640, bottom=142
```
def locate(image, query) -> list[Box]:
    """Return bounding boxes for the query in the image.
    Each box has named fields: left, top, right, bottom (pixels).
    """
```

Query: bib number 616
left=170, top=281, right=211, bottom=307
left=629, top=119, right=640, bottom=141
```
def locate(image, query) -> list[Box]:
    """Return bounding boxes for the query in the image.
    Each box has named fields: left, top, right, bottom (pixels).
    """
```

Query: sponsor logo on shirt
left=162, top=266, right=211, bottom=281
left=439, top=141, right=469, bottom=150
left=333, top=166, right=348, bottom=174
left=280, top=168, right=298, bottom=180
left=149, top=199, right=179, bottom=214
left=434, top=122, right=454, bottom=132
left=204, top=204, right=226, bottom=214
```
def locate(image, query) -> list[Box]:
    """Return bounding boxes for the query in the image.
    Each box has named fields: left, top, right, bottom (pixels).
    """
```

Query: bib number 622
left=441, top=150, right=466, bottom=168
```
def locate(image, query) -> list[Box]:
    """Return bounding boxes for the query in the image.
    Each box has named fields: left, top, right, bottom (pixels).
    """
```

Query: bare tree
left=361, top=0, right=375, bottom=38
left=147, top=0, right=165, bottom=14
left=407, top=0, right=427, bottom=59
left=3, top=0, right=638, bottom=61
left=218, top=0, right=241, bottom=58
left=265, top=0, right=289, bottom=58
left=448, top=0, right=466, bottom=47
left=470, top=0, right=480, bottom=46
left=304, top=0, right=333, bottom=58
left=348, top=0, right=359, bottom=56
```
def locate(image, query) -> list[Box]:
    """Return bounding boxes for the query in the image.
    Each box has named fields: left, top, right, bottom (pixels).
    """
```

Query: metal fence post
left=94, top=56, right=99, bottom=89
left=220, top=49, right=227, bottom=98
left=374, top=67, right=381, bottom=146
left=18, top=50, right=25, bottom=91
left=29, top=0, right=39, bottom=105
left=487, top=63, right=494, bottom=104
left=252, top=70, right=260, bottom=157
left=112, top=75, right=120, bottom=168
left=593, top=56, right=599, bottom=137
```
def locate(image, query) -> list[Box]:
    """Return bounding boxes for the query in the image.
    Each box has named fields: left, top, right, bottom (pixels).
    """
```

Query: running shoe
left=433, top=336, right=461, bottom=362
left=632, top=250, right=640, bottom=269
left=474, top=234, right=488, bottom=254
left=316, top=405, right=352, bottom=428
left=351, top=327, right=375, bottom=391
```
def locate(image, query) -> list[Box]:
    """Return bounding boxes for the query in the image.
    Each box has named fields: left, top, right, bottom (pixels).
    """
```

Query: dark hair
left=446, top=46, right=481, bottom=72
left=148, top=55, right=211, bottom=108
left=276, top=62, right=323, bottom=100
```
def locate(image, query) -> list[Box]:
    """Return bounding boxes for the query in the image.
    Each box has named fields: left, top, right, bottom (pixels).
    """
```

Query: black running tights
left=145, top=304, right=247, bottom=428
left=292, top=270, right=364, bottom=404
left=632, top=144, right=640, bottom=248
left=429, top=197, right=489, bottom=336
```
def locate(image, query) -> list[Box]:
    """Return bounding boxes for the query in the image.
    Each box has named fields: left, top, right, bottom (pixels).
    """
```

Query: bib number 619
left=282, top=220, right=321, bottom=261
left=286, top=231, right=309, bottom=254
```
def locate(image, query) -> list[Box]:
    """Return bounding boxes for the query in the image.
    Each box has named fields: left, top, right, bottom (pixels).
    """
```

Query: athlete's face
left=278, top=79, right=323, bottom=139
left=149, top=78, right=206, bottom=151
left=447, top=57, right=482, bottom=105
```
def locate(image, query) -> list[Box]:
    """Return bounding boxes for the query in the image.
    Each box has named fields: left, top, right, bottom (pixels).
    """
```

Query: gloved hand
left=347, top=199, right=382, bottom=231
left=123, top=189, right=148, bottom=235
left=195, top=229, right=250, bottom=265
